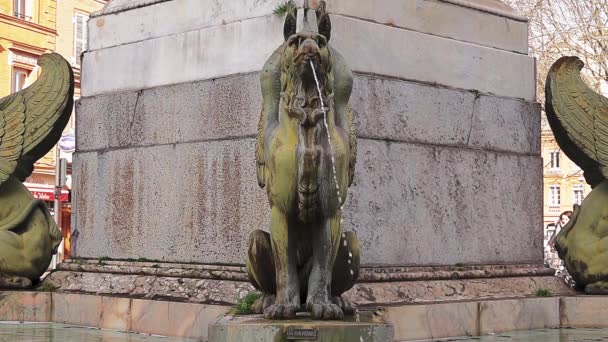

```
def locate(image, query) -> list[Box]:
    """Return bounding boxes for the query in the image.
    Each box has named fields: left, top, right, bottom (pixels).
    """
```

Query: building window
left=573, top=185, right=584, bottom=205
left=13, top=0, right=31, bottom=20
left=12, top=68, right=29, bottom=93
left=74, top=13, right=89, bottom=64
left=550, top=151, right=560, bottom=169
left=549, top=185, right=561, bottom=206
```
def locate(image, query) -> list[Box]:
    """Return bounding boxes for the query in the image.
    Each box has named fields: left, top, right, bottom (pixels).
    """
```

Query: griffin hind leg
left=306, top=214, right=344, bottom=320
left=246, top=230, right=276, bottom=314
left=264, top=207, right=300, bottom=319
left=331, top=231, right=360, bottom=315
left=585, top=281, right=608, bottom=295
left=0, top=273, right=32, bottom=289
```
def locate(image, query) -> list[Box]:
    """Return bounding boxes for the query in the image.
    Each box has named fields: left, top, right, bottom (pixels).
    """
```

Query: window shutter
left=74, top=14, right=88, bottom=64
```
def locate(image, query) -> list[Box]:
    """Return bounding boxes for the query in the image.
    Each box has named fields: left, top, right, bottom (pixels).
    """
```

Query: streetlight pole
left=52, top=145, right=61, bottom=268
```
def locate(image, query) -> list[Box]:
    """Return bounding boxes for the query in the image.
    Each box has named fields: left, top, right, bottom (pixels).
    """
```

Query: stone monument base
left=2, top=290, right=607, bottom=341
left=45, top=259, right=573, bottom=306
left=209, top=312, right=393, bottom=342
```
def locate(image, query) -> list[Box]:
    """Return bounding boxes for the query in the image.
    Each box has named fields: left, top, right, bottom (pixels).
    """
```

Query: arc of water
left=309, top=61, right=343, bottom=220
left=310, top=60, right=354, bottom=280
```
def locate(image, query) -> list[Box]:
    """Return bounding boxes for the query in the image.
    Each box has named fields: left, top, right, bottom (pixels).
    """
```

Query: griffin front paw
left=306, top=301, right=344, bottom=320
left=263, top=304, right=297, bottom=320
left=251, top=294, right=275, bottom=314
left=331, top=296, right=355, bottom=315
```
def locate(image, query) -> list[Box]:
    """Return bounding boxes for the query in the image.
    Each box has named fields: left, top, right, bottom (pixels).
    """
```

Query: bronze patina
left=546, top=56, right=608, bottom=294
left=247, top=1, right=359, bottom=320
left=0, top=53, right=74, bottom=288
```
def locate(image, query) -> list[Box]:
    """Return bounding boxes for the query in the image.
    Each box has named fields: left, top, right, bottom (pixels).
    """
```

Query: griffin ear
left=283, top=0, right=297, bottom=41
left=316, top=1, right=331, bottom=41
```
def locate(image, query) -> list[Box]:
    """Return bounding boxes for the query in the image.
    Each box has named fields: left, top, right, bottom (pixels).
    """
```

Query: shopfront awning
left=25, top=185, right=69, bottom=202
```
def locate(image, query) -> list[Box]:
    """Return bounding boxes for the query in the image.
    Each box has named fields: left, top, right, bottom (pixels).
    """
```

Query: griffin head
left=280, top=0, right=333, bottom=97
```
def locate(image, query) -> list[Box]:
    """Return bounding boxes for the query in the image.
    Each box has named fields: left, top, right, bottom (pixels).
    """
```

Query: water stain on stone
left=110, top=157, right=136, bottom=251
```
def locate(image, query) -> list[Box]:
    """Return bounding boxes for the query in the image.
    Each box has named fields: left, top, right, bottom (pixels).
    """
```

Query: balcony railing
left=14, top=12, right=32, bottom=21
left=548, top=205, right=561, bottom=213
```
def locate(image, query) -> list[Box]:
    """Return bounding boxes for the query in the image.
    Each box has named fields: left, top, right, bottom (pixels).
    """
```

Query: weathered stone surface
left=45, top=270, right=256, bottom=305
left=82, top=16, right=535, bottom=99
left=385, top=302, right=477, bottom=341
left=560, top=296, right=608, bottom=328
left=352, top=75, right=540, bottom=155
left=81, top=15, right=283, bottom=97
left=348, top=139, right=543, bottom=265
left=0, top=292, right=51, bottom=322
left=90, top=0, right=527, bottom=53
left=52, top=293, right=130, bottom=330
left=468, top=95, right=541, bottom=154
left=54, top=260, right=554, bottom=283
left=45, top=262, right=573, bottom=306
left=209, top=313, right=394, bottom=342
left=72, top=139, right=268, bottom=264
left=76, top=74, right=261, bottom=152
left=326, top=0, right=527, bottom=53
left=73, top=138, right=542, bottom=265
left=77, top=74, right=540, bottom=155
left=478, top=297, right=560, bottom=334
left=345, top=277, right=573, bottom=306
left=89, top=0, right=285, bottom=51
left=331, top=16, right=536, bottom=101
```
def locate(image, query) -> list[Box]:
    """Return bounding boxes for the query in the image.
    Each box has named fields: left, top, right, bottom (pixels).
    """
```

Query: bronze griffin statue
left=0, top=53, right=73, bottom=288
left=247, top=1, right=359, bottom=320
left=546, top=56, right=608, bottom=294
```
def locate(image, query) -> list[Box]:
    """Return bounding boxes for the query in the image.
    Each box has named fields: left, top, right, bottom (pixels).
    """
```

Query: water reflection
left=0, top=322, right=196, bottom=342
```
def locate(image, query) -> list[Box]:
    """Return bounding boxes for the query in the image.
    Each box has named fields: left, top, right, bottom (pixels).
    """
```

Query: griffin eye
left=316, top=36, right=327, bottom=48
left=287, top=36, right=299, bottom=47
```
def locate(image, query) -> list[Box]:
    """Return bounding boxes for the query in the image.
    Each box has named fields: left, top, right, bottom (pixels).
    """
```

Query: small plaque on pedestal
left=209, top=311, right=393, bottom=342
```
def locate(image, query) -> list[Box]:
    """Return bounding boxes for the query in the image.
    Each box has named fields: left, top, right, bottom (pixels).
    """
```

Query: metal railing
left=14, top=12, right=32, bottom=21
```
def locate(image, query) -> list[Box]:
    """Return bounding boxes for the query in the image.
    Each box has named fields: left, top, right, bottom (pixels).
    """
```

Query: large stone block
left=560, top=296, right=608, bottom=328
left=352, top=75, right=540, bottom=155
left=81, top=15, right=283, bottom=97
left=77, top=74, right=539, bottom=155
left=385, top=302, right=478, bottom=340
left=478, top=298, right=560, bottom=334
left=0, top=292, right=51, bottom=322
left=89, top=0, right=527, bottom=53
left=82, top=15, right=535, bottom=100
left=131, top=299, right=227, bottom=339
left=73, top=137, right=543, bottom=265
left=331, top=16, right=536, bottom=101
left=72, top=139, right=268, bottom=263
left=51, top=293, right=130, bottom=330
left=89, top=0, right=285, bottom=51
left=76, top=74, right=261, bottom=152
left=326, top=0, right=528, bottom=53
left=347, top=139, right=543, bottom=265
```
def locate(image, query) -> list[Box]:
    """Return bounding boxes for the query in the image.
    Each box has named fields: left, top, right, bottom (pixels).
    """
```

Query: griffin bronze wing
left=0, top=53, right=74, bottom=185
left=546, top=56, right=608, bottom=188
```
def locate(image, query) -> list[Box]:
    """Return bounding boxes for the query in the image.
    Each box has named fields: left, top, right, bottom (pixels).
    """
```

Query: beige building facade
left=542, top=128, right=592, bottom=244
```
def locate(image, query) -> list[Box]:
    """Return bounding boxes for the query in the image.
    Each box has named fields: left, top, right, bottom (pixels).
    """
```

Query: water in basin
left=444, top=328, right=608, bottom=341
left=0, top=322, right=196, bottom=342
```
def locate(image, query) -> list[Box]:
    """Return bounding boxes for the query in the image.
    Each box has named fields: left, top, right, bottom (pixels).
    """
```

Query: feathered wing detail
left=346, top=106, right=356, bottom=186
left=546, top=56, right=608, bottom=188
left=328, top=45, right=356, bottom=188
left=256, top=108, right=267, bottom=188
left=257, top=43, right=284, bottom=189
left=0, top=53, right=73, bottom=184
left=18, top=53, right=74, bottom=181
left=0, top=94, right=26, bottom=185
